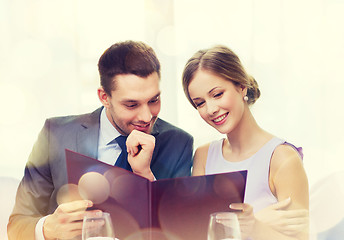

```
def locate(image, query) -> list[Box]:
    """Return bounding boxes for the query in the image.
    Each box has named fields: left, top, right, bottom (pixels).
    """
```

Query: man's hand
left=43, top=200, right=102, bottom=240
left=255, top=198, right=309, bottom=236
left=126, top=129, right=155, bottom=181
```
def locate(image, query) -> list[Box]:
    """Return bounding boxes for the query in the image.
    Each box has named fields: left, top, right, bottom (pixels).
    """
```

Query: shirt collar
left=99, top=108, right=121, bottom=145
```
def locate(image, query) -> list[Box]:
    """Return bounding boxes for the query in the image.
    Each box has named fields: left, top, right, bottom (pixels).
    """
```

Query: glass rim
left=210, top=211, right=236, bottom=216
left=83, top=211, right=111, bottom=221
left=209, top=211, right=238, bottom=219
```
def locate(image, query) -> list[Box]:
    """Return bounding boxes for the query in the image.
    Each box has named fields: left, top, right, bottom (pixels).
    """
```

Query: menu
left=65, top=149, right=247, bottom=240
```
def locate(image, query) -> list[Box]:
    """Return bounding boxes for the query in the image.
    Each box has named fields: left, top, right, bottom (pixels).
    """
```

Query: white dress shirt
left=97, top=107, right=123, bottom=165
left=35, top=108, right=123, bottom=239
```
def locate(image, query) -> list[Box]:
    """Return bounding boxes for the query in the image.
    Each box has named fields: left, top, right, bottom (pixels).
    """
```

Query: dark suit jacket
left=7, top=107, right=193, bottom=240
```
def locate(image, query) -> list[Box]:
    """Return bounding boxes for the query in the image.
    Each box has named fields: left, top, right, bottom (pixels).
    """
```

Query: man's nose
left=138, top=104, right=153, bottom=122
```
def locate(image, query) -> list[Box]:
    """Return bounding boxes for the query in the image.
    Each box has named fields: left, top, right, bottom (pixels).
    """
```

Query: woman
left=182, top=45, right=309, bottom=239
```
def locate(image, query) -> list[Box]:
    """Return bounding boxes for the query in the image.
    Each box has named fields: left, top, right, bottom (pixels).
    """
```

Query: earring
left=243, top=96, right=248, bottom=101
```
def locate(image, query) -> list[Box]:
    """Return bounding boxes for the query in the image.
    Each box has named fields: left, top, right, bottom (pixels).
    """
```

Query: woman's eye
left=195, top=101, right=205, bottom=108
left=214, top=92, right=223, bottom=98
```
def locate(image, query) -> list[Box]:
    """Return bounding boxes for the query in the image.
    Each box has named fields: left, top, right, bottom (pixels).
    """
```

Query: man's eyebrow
left=121, top=99, right=138, bottom=103
left=150, top=93, right=161, bottom=100
left=120, top=93, right=161, bottom=103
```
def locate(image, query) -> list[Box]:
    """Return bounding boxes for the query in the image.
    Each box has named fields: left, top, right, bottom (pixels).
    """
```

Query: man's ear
left=97, top=87, right=111, bottom=108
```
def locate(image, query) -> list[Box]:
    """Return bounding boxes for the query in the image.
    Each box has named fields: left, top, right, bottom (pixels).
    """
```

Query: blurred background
left=1, top=0, right=344, bottom=238
left=2, top=0, right=344, bottom=187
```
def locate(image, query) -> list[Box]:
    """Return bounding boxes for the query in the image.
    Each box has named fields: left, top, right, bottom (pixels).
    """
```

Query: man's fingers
left=64, top=209, right=103, bottom=224
left=126, top=130, right=155, bottom=151
left=58, top=200, right=93, bottom=213
left=56, top=222, right=83, bottom=239
left=55, top=200, right=94, bottom=223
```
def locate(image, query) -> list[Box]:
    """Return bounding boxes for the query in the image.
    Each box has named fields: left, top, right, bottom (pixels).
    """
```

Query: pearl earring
left=244, top=96, right=248, bottom=101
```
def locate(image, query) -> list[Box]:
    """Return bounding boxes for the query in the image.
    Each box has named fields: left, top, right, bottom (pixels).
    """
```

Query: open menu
left=65, top=149, right=247, bottom=240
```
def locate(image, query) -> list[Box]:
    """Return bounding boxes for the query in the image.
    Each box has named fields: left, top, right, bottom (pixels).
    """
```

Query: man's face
left=99, top=72, right=161, bottom=135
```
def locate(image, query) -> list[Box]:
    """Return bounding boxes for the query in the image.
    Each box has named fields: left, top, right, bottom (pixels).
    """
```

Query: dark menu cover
left=64, top=149, right=247, bottom=240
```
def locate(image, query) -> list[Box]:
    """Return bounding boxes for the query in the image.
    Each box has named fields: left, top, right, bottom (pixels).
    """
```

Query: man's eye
left=149, top=97, right=160, bottom=104
left=125, top=104, right=137, bottom=108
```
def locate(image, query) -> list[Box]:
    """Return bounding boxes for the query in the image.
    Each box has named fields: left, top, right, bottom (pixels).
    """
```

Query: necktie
left=114, top=135, right=132, bottom=171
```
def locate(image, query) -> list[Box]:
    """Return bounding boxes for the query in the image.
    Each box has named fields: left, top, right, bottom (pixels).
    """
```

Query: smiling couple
left=8, top=40, right=308, bottom=240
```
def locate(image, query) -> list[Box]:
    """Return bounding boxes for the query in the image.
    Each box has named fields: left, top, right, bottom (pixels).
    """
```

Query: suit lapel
left=76, top=107, right=102, bottom=159
left=75, top=109, right=162, bottom=160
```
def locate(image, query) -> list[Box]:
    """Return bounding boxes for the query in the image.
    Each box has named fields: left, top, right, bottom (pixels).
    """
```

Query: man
left=8, top=41, right=193, bottom=240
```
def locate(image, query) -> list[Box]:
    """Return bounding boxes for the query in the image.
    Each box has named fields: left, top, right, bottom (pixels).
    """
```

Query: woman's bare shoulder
left=192, top=142, right=211, bottom=176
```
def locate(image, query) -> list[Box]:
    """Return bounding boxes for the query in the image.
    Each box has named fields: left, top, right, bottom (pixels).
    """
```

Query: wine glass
left=208, top=212, right=241, bottom=240
left=82, top=212, right=116, bottom=240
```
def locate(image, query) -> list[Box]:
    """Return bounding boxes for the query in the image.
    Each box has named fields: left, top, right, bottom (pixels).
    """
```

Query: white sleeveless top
left=205, top=137, right=286, bottom=212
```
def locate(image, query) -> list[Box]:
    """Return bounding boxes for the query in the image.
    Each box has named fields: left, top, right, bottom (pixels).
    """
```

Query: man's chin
left=130, top=119, right=157, bottom=134
left=132, top=126, right=151, bottom=134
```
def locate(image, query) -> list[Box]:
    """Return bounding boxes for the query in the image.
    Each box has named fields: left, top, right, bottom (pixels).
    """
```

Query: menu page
left=65, top=149, right=247, bottom=240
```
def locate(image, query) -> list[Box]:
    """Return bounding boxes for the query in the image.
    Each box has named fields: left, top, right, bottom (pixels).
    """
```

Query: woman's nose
left=206, top=101, right=219, bottom=116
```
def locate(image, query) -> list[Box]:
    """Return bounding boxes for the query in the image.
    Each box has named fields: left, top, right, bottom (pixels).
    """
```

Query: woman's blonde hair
left=182, top=45, right=260, bottom=108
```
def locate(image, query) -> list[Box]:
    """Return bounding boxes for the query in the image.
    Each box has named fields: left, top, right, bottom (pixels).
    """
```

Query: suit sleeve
left=151, top=127, right=194, bottom=180
left=8, top=119, right=54, bottom=240
left=170, top=135, right=194, bottom=178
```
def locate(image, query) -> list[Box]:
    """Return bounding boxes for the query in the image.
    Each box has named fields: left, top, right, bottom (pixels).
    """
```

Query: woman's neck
left=224, top=108, right=273, bottom=160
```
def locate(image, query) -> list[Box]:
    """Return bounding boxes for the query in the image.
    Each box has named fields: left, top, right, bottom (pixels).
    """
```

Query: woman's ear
left=241, top=85, right=248, bottom=98
left=97, top=87, right=111, bottom=108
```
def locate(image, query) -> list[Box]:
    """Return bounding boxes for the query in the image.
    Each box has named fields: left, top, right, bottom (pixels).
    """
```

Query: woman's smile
left=212, top=113, right=228, bottom=125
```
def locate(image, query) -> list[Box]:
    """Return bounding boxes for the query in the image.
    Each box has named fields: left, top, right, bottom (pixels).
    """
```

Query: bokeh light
left=78, top=172, right=110, bottom=204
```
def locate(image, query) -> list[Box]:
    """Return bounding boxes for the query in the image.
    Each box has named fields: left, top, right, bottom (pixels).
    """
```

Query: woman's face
left=188, top=70, right=247, bottom=134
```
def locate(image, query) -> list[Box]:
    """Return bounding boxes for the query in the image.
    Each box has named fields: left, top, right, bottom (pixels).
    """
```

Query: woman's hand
left=255, top=198, right=309, bottom=236
left=230, top=203, right=256, bottom=239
